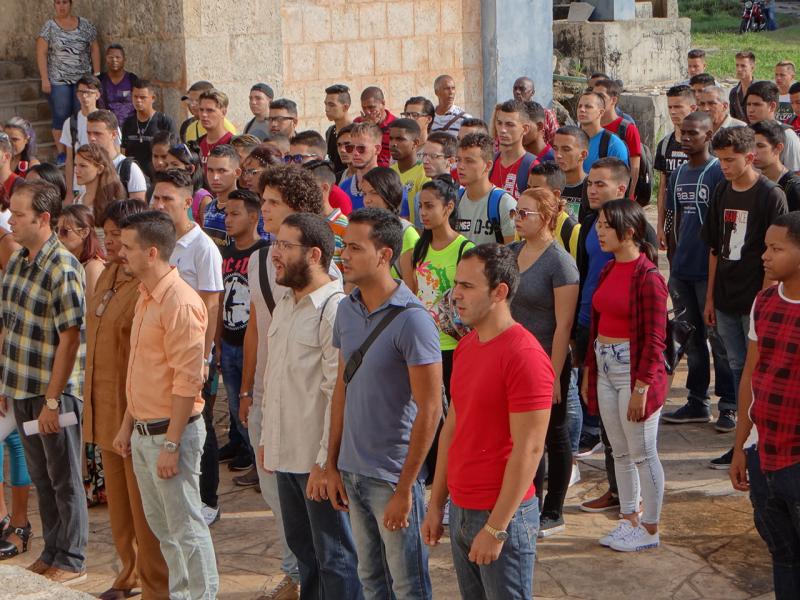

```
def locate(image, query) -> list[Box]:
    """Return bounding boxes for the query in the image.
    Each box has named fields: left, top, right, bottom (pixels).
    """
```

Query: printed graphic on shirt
left=499, top=172, right=518, bottom=197
left=457, top=217, right=497, bottom=238
left=675, top=179, right=712, bottom=216
left=223, top=255, right=252, bottom=333
left=723, top=209, right=748, bottom=261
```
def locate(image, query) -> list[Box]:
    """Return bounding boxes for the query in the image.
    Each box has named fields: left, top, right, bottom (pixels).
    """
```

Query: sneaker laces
left=608, top=519, right=635, bottom=540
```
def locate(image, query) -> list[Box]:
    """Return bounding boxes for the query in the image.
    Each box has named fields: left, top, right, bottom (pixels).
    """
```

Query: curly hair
left=258, top=164, right=322, bottom=214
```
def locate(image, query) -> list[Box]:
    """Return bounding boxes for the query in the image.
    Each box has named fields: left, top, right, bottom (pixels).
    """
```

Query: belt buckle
left=134, top=421, right=148, bottom=436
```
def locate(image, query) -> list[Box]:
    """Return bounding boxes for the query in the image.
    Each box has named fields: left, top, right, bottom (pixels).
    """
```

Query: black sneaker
left=229, top=453, right=253, bottom=472
left=233, top=466, right=259, bottom=487
left=218, top=443, right=241, bottom=463
left=538, top=513, right=566, bottom=538
left=662, top=402, right=712, bottom=424
left=709, top=448, right=733, bottom=469
left=715, top=410, right=737, bottom=433
left=576, top=432, right=602, bottom=458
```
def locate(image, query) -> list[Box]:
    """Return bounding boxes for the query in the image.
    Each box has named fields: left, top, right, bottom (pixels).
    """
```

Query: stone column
left=480, top=0, right=553, bottom=119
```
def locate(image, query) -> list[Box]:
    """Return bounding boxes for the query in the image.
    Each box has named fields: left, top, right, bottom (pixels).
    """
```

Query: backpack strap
left=456, top=239, right=469, bottom=262
left=617, top=119, right=630, bottom=143
left=258, top=246, right=276, bottom=315
left=118, top=157, right=133, bottom=192
left=487, top=187, right=505, bottom=244
left=515, top=153, right=537, bottom=195
left=439, top=110, right=466, bottom=133
left=69, top=110, right=80, bottom=151
left=560, top=216, right=574, bottom=250
left=598, top=129, right=612, bottom=159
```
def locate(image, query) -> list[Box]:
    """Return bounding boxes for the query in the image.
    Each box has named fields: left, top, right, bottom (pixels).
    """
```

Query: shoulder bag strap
left=258, top=246, right=276, bottom=315
left=343, top=304, right=412, bottom=385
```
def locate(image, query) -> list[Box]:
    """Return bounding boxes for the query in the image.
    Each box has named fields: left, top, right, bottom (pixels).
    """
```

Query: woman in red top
left=581, top=199, right=668, bottom=553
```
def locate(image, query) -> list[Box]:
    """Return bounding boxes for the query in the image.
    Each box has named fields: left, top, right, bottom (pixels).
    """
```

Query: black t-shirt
left=221, top=239, right=270, bottom=346
left=562, top=178, right=587, bottom=221
left=701, top=176, right=788, bottom=315
left=326, top=124, right=345, bottom=174
left=654, top=133, right=688, bottom=175
left=778, top=170, right=800, bottom=212
left=121, top=112, right=177, bottom=175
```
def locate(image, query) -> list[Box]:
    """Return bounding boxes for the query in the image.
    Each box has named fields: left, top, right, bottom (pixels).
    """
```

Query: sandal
left=0, top=523, right=32, bottom=559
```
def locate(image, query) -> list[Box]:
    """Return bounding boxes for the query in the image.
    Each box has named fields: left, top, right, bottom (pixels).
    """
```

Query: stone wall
left=278, top=0, right=483, bottom=134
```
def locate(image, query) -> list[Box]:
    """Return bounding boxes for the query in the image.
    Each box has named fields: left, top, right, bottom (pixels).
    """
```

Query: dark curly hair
left=258, top=164, right=322, bottom=214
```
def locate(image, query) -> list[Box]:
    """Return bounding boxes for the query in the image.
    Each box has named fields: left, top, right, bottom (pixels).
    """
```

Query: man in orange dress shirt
left=112, top=211, right=219, bottom=599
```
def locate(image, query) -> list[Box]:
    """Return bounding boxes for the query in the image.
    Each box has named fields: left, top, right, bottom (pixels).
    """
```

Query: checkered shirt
left=0, top=234, right=85, bottom=400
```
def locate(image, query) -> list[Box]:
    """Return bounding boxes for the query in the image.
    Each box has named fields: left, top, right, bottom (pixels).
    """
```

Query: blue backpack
left=457, top=187, right=507, bottom=244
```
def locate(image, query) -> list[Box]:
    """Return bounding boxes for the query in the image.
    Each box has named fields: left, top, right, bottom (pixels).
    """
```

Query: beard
left=276, top=257, right=312, bottom=290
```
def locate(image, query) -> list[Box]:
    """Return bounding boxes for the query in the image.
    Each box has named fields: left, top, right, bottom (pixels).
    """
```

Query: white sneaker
left=599, top=519, right=634, bottom=547
left=609, top=524, right=660, bottom=552
left=201, top=503, right=221, bottom=526
left=569, top=463, right=581, bottom=488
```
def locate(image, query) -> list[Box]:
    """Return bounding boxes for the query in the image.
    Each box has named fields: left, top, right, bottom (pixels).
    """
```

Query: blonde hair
left=519, top=188, right=560, bottom=233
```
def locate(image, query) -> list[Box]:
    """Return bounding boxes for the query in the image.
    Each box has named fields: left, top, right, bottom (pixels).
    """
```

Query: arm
left=90, top=40, right=101, bottom=73
left=551, top=284, right=578, bottom=403
left=628, top=155, right=641, bottom=201
left=383, top=361, right=443, bottom=530
left=36, top=37, right=50, bottom=94
left=704, top=252, right=718, bottom=327
left=239, top=302, right=258, bottom=426
left=469, top=409, right=550, bottom=565
left=84, top=259, right=103, bottom=298
left=38, top=326, right=82, bottom=434
left=197, top=291, right=219, bottom=358
left=422, top=405, right=456, bottom=545
left=656, top=173, right=667, bottom=250
left=326, top=353, right=349, bottom=510
left=730, top=339, right=758, bottom=491
left=632, top=271, right=668, bottom=388
left=400, top=250, right=417, bottom=294
left=64, top=146, right=74, bottom=203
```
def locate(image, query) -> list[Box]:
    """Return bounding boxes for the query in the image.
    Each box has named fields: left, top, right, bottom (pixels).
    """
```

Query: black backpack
left=116, top=157, right=150, bottom=196
left=599, top=121, right=654, bottom=207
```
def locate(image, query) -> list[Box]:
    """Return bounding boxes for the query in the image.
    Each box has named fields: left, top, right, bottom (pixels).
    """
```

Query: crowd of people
left=0, top=2, right=798, bottom=599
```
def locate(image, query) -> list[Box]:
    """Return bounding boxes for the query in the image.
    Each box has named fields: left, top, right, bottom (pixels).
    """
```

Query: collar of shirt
left=441, top=105, right=464, bottom=116
left=175, top=222, right=202, bottom=248
left=19, top=233, right=60, bottom=271
left=138, top=266, right=181, bottom=303
left=349, top=279, right=414, bottom=317
left=279, top=278, right=343, bottom=309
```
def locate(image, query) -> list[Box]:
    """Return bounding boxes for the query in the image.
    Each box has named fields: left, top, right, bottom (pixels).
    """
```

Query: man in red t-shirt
left=489, top=100, right=538, bottom=200
left=354, top=86, right=396, bottom=167
left=422, top=244, right=553, bottom=599
left=593, top=79, right=642, bottom=202
left=197, top=89, right=234, bottom=177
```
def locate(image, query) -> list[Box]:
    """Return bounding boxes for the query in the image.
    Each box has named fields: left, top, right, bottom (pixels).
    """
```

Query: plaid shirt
left=585, top=254, right=668, bottom=419
left=751, top=285, right=800, bottom=472
left=0, top=234, right=85, bottom=400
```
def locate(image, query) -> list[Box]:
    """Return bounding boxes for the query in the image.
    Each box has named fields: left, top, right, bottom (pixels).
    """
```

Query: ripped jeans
left=594, top=341, right=665, bottom=524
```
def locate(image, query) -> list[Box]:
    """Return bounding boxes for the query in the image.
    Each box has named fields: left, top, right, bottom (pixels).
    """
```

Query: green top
left=391, top=220, right=421, bottom=280
left=414, top=234, right=474, bottom=350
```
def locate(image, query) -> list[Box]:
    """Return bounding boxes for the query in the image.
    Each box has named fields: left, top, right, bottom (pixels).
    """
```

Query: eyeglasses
left=57, top=226, right=80, bottom=236
left=272, top=240, right=307, bottom=251
left=268, top=116, right=295, bottom=123
left=509, top=208, right=540, bottom=221
left=401, top=112, right=424, bottom=119
left=242, top=168, right=264, bottom=177
left=77, top=89, right=97, bottom=96
left=421, top=152, right=446, bottom=161
left=344, top=144, right=369, bottom=155
left=284, top=153, right=319, bottom=164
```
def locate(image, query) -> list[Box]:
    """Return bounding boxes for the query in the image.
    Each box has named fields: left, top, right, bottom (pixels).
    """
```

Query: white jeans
left=595, top=341, right=665, bottom=524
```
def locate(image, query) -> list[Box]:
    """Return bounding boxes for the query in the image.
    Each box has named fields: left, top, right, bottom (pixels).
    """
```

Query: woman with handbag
left=509, top=188, right=579, bottom=538
left=582, top=199, right=668, bottom=552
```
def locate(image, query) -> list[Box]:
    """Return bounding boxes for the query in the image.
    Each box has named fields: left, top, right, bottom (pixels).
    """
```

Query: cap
left=181, top=80, right=214, bottom=101
left=251, top=83, right=275, bottom=99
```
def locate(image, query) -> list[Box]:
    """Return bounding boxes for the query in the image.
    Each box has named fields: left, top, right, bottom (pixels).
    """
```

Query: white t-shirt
left=780, top=128, right=800, bottom=173
left=170, top=223, right=224, bottom=293
left=456, top=187, right=517, bottom=246
left=112, top=153, right=147, bottom=194
left=431, top=105, right=471, bottom=134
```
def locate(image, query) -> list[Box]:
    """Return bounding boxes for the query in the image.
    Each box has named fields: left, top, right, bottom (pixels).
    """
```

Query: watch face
left=497, top=531, right=509, bottom=541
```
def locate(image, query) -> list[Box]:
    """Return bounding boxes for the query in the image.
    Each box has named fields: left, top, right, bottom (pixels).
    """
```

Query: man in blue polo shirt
left=577, top=91, right=629, bottom=173
left=326, top=208, right=443, bottom=600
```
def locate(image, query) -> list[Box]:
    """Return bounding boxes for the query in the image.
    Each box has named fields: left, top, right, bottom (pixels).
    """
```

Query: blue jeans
left=566, top=368, right=582, bottom=454
left=48, top=83, right=78, bottom=129
left=450, top=499, right=538, bottom=600
left=669, top=277, right=736, bottom=411
left=747, top=448, right=800, bottom=599
left=765, top=3, right=778, bottom=30
left=342, top=472, right=431, bottom=600
left=277, top=472, right=363, bottom=599
left=714, top=309, right=750, bottom=410
left=219, top=340, right=249, bottom=455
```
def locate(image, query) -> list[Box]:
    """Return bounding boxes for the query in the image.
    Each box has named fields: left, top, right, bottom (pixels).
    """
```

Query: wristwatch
left=163, top=440, right=180, bottom=454
left=45, top=397, right=61, bottom=411
left=239, top=391, right=252, bottom=399
left=635, top=385, right=647, bottom=395
left=484, top=523, right=509, bottom=542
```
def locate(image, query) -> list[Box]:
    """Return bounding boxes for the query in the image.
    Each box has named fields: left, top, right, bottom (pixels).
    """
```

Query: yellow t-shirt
left=184, top=118, right=238, bottom=143
left=391, top=162, right=429, bottom=224
left=555, top=211, right=580, bottom=259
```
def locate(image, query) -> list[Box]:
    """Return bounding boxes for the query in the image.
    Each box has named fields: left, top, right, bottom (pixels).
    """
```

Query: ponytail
left=640, top=241, right=658, bottom=264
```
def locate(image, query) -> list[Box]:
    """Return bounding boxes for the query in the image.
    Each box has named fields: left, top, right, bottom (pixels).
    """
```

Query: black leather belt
left=134, top=414, right=200, bottom=436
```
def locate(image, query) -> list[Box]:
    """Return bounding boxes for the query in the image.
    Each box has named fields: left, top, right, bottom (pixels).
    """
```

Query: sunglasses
left=509, top=208, right=540, bottom=221
left=344, top=144, right=370, bottom=155
left=284, top=153, right=319, bottom=164
left=57, top=226, right=81, bottom=236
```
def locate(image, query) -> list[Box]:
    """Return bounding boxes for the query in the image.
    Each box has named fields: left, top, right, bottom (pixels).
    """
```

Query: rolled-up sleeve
left=52, top=263, right=86, bottom=333
left=163, top=302, right=207, bottom=398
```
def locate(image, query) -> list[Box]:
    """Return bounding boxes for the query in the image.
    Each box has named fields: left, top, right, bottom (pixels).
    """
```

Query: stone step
left=0, top=61, right=26, bottom=80
left=0, top=98, right=51, bottom=123
left=0, top=78, right=44, bottom=103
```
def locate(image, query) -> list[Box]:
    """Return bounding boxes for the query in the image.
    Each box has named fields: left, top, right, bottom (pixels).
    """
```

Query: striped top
left=326, top=208, right=348, bottom=267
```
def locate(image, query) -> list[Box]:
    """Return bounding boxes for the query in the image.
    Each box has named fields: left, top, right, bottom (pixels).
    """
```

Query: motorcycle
left=740, top=0, right=767, bottom=33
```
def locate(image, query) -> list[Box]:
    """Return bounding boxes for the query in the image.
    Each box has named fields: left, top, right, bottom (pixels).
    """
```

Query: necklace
left=136, top=113, right=155, bottom=143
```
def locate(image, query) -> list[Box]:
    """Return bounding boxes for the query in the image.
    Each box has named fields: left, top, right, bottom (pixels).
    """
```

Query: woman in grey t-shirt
left=509, top=188, right=579, bottom=538
left=36, top=0, right=99, bottom=163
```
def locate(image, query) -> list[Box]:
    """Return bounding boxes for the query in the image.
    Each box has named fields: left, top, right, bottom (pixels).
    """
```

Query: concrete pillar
left=585, top=0, right=636, bottom=20
left=480, top=0, right=553, bottom=120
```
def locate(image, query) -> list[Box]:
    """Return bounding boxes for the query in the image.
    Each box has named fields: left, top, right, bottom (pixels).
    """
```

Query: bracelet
left=238, top=391, right=252, bottom=399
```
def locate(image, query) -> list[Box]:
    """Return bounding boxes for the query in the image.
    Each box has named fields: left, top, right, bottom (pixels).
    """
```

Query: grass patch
left=680, top=0, right=800, bottom=79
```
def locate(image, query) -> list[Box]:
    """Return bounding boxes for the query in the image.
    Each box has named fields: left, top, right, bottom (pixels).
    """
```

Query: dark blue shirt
left=579, top=225, right=613, bottom=327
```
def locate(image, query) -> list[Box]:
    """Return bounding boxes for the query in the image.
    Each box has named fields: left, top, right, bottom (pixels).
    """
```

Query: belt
left=134, top=414, right=200, bottom=436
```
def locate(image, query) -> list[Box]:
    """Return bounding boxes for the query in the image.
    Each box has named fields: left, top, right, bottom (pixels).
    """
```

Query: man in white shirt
left=150, top=169, right=224, bottom=526
left=258, top=213, right=361, bottom=599
left=61, top=75, right=101, bottom=201
left=86, top=110, right=147, bottom=200
left=431, top=75, right=471, bottom=135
